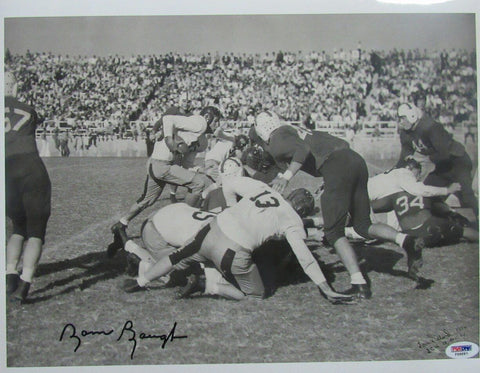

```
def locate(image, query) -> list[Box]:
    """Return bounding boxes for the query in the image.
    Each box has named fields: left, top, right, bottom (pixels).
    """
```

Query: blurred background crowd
left=5, top=47, right=477, bottom=139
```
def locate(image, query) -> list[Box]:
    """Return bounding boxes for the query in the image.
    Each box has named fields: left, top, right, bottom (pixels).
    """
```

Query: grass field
left=4, top=156, right=479, bottom=369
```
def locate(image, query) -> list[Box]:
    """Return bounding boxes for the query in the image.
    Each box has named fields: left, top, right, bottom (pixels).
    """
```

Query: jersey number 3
left=250, top=190, right=280, bottom=208
left=5, top=107, right=32, bottom=133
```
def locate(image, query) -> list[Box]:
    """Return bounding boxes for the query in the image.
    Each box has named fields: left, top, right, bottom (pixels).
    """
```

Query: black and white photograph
left=1, top=1, right=479, bottom=372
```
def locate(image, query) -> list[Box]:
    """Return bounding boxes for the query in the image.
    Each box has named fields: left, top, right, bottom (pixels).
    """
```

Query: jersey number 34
left=395, top=195, right=425, bottom=216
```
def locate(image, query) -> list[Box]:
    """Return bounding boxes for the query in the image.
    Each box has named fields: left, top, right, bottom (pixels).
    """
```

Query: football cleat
left=6, top=273, right=20, bottom=295
left=318, top=287, right=357, bottom=305
left=341, top=283, right=372, bottom=300
left=176, top=273, right=206, bottom=299
left=106, top=231, right=124, bottom=258
left=402, top=236, right=425, bottom=281
left=125, top=253, right=141, bottom=277
left=122, top=278, right=146, bottom=293
left=110, top=221, right=127, bottom=234
left=10, top=278, right=31, bottom=303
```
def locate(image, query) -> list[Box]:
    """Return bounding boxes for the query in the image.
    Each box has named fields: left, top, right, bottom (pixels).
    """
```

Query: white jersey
left=163, top=114, right=207, bottom=146
left=204, top=140, right=234, bottom=163
left=150, top=138, right=174, bottom=161
left=218, top=176, right=306, bottom=250
left=368, top=168, right=449, bottom=201
left=217, top=176, right=326, bottom=286
left=151, top=115, right=208, bottom=161
left=150, top=203, right=216, bottom=247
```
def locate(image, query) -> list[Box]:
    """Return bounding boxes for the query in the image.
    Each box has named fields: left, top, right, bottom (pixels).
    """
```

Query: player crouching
left=122, top=177, right=355, bottom=305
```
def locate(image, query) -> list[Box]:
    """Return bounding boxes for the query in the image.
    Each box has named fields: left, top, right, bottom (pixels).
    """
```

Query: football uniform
left=218, top=176, right=306, bottom=250
left=134, top=111, right=212, bottom=213
left=252, top=125, right=349, bottom=176
left=201, top=187, right=228, bottom=213
left=141, top=203, right=217, bottom=259
left=368, top=168, right=451, bottom=213
left=391, top=191, right=463, bottom=247
left=167, top=177, right=327, bottom=296
left=397, top=114, right=477, bottom=216
left=256, top=125, right=370, bottom=244
left=5, top=96, right=51, bottom=241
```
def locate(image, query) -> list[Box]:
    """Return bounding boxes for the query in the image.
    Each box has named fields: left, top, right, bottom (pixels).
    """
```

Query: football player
left=366, top=159, right=477, bottom=247
left=203, top=127, right=249, bottom=181
left=389, top=192, right=478, bottom=246
left=241, top=144, right=280, bottom=183
left=111, top=157, right=245, bottom=285
left=122, top=176, right=355, bottom=305
left=108, top=106, right=221, bottom=254
left=251, top=111, right=426, bottom=296
left=368, top=158, right=462, bottom=213
left=396, top=102, right=478, bottom=219
left=5, top=71, right=52, bottom=302
left=153, top=91, right=192, bottom=204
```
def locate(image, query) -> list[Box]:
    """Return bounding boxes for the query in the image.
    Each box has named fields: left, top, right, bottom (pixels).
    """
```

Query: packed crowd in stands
left=5, top=47, right=477, bottom=137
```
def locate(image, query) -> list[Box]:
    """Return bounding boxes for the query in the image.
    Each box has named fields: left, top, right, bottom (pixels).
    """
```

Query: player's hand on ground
left=447, top=182, right=461, bottom=194
left=318, top=282, right=356, bottom=305
left=271, top=175, right=288, bottom=194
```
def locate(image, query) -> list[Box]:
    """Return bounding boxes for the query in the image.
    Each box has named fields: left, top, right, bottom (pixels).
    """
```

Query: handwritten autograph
left=417, top=326, right=467, bottom=354
left=59, top=320, right=187, bottom=359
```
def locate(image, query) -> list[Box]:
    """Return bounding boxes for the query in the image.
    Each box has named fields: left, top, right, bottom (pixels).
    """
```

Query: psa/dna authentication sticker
left=445, top=341, right=479, bottom=359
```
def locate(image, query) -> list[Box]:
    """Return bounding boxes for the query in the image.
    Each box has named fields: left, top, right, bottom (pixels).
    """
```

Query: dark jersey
left=253, top=125, right=349, bottom=175
left=392, top=191, right=433, bottom=231
left=397, top=114, right=465, bottom=167
left=5, top=96, right=40, bottom=158
left=392, top=191, right=463, bottom=246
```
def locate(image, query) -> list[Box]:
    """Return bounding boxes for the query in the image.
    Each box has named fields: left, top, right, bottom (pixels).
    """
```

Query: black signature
left=59, top=320, right=187, bottom=359
left=417, top=326, right=467, bottom=354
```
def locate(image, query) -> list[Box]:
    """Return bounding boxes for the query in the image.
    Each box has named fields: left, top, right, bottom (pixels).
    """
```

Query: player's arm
left=215, top=127, right=235, bottom=142
left=399, top=171, right=460, bottom=197
left=428, top=124, right=465, bottom=162
left=163, top=115, right=189, bottom=151
left=396, top=132, right=414, bottom=167
left=285, top=230, right=354, bottom=304
left=270, top=134, right=310, bottom=194
left=248, top=126, right=264, bottom=145
left=152, top=118, right=163, bottom=135
left=164, top=115, right=205, bottom=136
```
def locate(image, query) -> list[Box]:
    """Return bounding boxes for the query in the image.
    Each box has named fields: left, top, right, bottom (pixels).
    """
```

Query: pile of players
left=5, top=68, right=477, bottom=304
left=106, top=94, right=478, bottom=306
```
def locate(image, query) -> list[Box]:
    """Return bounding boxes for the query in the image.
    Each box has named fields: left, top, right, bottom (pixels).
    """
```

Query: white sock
left=395, top=233, right=407, bottom=247
left=351, top=271, right=367, bottom=285
left=119, top=217, right=129, bottom=226
left=6, top=264, right=19, bottom=275
left=204, top=267, right=223, bottom=295
left=345, top=227, right=364, bottom=240
left=137, top=275, right=149, bottom=287
left=20, top=267, right=35, bottom=283
left=125, top=241, right=155, bottom=262
left=138, top=260, right=154, bottom=278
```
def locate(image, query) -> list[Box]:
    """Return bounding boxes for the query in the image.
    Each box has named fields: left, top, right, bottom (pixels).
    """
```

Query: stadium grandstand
left=5, top=47, right=477, bottom=157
